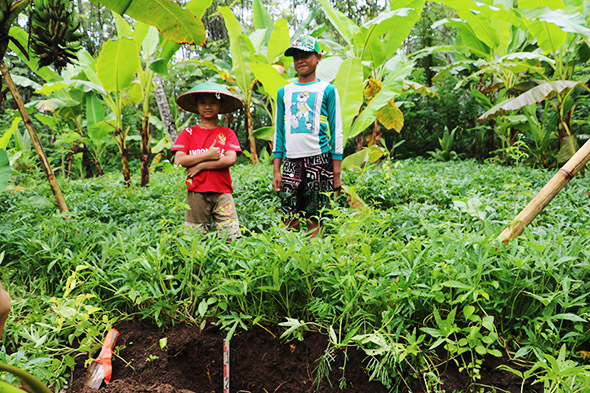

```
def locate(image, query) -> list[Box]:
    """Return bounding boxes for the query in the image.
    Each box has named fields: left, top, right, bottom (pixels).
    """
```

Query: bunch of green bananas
left=29, top=0, right=83, bottom=71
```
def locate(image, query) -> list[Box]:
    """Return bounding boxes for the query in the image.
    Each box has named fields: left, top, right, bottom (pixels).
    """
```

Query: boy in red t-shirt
left=172, top=82, right=243, bottom=239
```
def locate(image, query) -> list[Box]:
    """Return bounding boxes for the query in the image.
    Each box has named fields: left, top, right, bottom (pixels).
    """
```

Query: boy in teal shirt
left=272, top=34, right=344, bottom=237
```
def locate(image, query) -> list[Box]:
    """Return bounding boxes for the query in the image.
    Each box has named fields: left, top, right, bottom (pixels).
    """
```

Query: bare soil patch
left=70, top=320, right=541, bottom=393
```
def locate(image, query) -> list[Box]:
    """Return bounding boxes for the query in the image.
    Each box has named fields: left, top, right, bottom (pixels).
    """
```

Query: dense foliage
left=1, top=0, right=590, bottom=391
left=1, top=159, right=589, bottom=390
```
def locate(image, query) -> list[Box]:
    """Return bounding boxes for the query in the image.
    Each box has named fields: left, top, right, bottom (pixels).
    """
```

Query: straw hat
left=176, top=82, right=243, bottom=114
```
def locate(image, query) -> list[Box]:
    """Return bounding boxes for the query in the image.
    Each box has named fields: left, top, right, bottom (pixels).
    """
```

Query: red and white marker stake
left=223, top=338, right=230, bottom=393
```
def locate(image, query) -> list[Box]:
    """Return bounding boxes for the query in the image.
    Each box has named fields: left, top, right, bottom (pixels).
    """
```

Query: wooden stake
left=0, top=60, right=69, bottom=213
left=497, top=138, right=590, bottom=244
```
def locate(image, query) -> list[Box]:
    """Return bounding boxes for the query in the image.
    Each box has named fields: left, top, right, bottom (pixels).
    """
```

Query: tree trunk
left=356, top=133, right=363, bottom=152
left=0, top=60, right=69, bottom=213
left=140, top=114, right=150, bottom=187
left=153, top=73, right=178, bottom=143
left=246, top=108, right=259, bottom=164
left=121, top=144, right=130, bottom=187
left=108, top=122, right=131, bottom=188
left=370, top=120, right=382, bottom=147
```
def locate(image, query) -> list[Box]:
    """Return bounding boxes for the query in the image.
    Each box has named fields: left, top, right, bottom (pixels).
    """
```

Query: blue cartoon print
left=290, top=90, right=316, bottom=133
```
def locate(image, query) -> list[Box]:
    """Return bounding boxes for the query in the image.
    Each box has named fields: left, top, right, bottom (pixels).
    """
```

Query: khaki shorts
left=185, top=191, right=240, bottom=239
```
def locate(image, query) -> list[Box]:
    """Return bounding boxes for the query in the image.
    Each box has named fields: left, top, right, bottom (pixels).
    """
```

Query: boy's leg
left=211, top=193, right=241, bottom=240
left=280, top=158, right=305, bottom=229
left=0, top=282, right=10, bottom=338
left=185, top=191, right=212, bottom=234
left=302, top=153, right=334, bottom=236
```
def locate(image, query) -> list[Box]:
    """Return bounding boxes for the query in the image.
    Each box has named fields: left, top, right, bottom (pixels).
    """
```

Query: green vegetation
left=1, top=159, right=589, bottom=391
left=1, top=0, right=590, bottom=391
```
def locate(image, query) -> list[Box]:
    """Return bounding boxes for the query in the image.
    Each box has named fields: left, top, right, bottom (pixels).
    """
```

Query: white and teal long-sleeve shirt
left=273, top=80, right=344, bottom=160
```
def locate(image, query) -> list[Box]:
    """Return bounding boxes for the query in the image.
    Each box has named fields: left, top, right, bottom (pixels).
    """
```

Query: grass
left=0, top=158, right=589, bottom=391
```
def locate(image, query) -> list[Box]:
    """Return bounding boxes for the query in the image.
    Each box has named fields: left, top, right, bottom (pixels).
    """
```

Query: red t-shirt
left=171, top=125, right=242, bottom=193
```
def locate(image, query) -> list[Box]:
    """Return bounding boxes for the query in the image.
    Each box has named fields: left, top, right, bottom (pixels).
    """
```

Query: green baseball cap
left=284, top=34, right=321, bottom=57
left=176, top=82, right=243, bottom=114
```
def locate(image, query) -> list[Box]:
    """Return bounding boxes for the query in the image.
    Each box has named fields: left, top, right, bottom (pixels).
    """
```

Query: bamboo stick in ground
left=497, top=138, right=590, bottom=244
left=0, top=60, right=69, bottom=213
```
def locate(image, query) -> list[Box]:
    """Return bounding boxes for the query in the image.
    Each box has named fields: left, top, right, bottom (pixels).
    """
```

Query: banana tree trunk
left=246, top=108, right=259, bottom=164
left=153, top=73, right=178, bottom=143
left=356, top=133, right=363, bottom=152
left=107, top=123, right=131, bottom=187
left=0, top=60, right=69, bottom=213
left=140, top=114, right=150, bottom=187
left=370, top=120, right=382, bottom=147
left=121, top=145, right=130, bottom=186
left=497, top=138, right=590, bottom=244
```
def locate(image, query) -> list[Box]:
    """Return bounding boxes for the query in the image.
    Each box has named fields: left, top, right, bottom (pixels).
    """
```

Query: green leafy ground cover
left=0, top=158, right=589, bottom=391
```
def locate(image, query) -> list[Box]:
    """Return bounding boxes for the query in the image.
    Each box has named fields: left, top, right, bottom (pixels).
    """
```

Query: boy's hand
left=272, top=157, right=282, bottom=192
left=333, top=160, right=342, bottom=190
left=272, top=173, right=282, bottom=192
left=187, top=164, right=202, bottom=178
left=206, top=140, right=221, bottom=160
left=334, top=174, right=342, bottom=190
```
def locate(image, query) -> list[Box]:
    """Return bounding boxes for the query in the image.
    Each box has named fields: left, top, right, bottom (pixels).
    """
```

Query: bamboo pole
left=0, top=60, right=69, bottom=213
left=497, top=137, right=590, bottom=244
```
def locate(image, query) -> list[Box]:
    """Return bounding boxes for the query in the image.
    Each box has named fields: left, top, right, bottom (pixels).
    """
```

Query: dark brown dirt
left=70, top=320, right=543, bottom=393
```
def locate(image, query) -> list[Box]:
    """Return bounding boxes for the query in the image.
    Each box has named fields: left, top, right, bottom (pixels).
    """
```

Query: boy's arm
left=0, top=282, right=10, bottom=337
left=272, top=157, right=282, bottom=192
left=272, top=88, right=286, bottom=192
left=174, top=141, right=220, bottom=167
left=327, top=86, right=344, bottom=189
left=187, top=150, right=237, bottom=178
left=333, top=159, right=342, bottom=190
left=272, top=87, right=286, bottom=160
left=327, top=86, right=344, bottom=161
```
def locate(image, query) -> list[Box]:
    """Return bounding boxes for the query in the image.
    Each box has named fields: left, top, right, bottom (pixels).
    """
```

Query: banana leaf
left=0, top=149, right=11, bottom=192
left=479, top=80, right=588, bottom=120
left=96, top=0, right=207, bottom=46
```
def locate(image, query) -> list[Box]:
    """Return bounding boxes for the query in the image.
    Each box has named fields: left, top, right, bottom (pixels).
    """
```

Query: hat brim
left=176, top=90, right=243, bottom=114
left=284, top=47, right=318, bottom=57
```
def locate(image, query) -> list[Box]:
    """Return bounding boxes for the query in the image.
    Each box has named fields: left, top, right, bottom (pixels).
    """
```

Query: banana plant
left=110, top=0, right=212, bottom=186
left=213, top=0, right=296, bottom=164
left=109, top=15, right=161, bottom=187
left=438, top=0, right=590, bottom=163
left=1, top=0, right=208, bottom=207
left=513, top=0, right=590, bottom=164
left=217, top=5, right=259, bottom=164
left=33, top=69, right=112, bottom=177
left=318, top=0, right=425, bottom=150
left=427, top=0, right=533, bottom=156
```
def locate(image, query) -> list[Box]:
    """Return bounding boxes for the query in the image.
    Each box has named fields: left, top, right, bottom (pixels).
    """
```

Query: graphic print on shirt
left=189, top=134, right=227, bottom=156
left=217, top=133, right=226, bottom=146
left=290, top=90, right=316, bottom=133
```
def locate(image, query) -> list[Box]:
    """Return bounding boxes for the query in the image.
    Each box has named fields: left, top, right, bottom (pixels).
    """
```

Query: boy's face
left=292, top=50, right=321, bottom=78
left=196, top=94, right=221, bottom=120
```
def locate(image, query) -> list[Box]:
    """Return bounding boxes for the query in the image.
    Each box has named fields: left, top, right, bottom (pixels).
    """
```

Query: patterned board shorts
left=185, top=191, right=241, bottom=239
left=280, top=152, right=334, bottom=219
